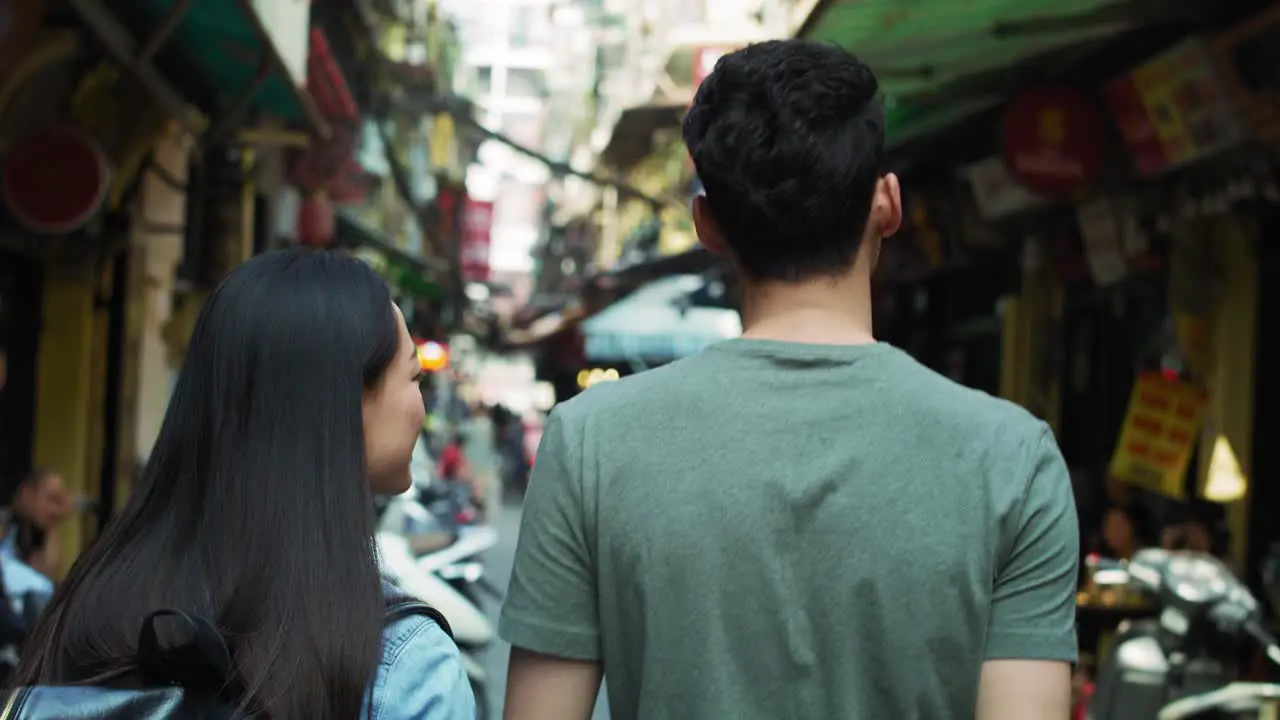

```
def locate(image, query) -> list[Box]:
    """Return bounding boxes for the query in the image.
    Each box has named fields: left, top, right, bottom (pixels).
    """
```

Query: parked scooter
left=1087, top=548, right=1280, bottom=719
left=375, top=436, right=500, bottom=719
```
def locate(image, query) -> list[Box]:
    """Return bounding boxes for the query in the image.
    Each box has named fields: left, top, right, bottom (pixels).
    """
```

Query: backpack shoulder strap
left=384, top=595, right=453, bottom=640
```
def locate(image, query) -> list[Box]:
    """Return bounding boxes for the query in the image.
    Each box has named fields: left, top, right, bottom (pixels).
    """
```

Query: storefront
left=0, top=248, right=41, bottom=500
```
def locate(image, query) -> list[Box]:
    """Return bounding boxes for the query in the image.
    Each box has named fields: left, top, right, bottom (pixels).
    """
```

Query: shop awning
left=72, top=0, right=330, bottom=140
left=600, top=103, right=687, bottom=170
left=336, top=211, right=444, bottom=302
left=583, top=275, right=741, bottom=363
left=797, top=0, right=1211, bottom=149
left=503, top=246, right=724, bottom=348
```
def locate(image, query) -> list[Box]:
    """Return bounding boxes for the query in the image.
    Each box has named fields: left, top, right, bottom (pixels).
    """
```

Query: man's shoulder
left=881, top=348, right=1045, bottom=435
left=551, top=354, right=706, bottom=427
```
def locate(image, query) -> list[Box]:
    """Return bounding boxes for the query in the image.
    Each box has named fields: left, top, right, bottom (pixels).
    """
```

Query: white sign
left=964, top=156, right=1048, bottom=220
left=1076, top=198, right=1128, bottom=287
left=250, top=0, right=311, bottom=88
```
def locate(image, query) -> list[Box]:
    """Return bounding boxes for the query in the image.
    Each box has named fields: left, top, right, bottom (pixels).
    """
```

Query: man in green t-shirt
left=500, top=39, right=1078, bottom=720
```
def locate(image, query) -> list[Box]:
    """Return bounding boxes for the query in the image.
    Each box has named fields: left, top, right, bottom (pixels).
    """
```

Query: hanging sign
left=1108, top=372, right=1208, bottom=500
left=461, top=198, right=494, bottom=282
left=297, top=191, right=335, bottom=247
left=1001, top=86, right=1106, bottom=198
left=1075, top=198, right=1127, bottom=287
left=429, top=113, right=457, bottom=172
left=2, top=124, right=109, bottom=234
left=1104, top=38, right=1243, bottom=177
left=965, top=155, right=1049, bottom=220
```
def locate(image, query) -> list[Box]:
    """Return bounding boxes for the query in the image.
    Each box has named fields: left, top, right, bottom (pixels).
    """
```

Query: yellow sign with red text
left=1109, top=372, right=1208, bottom=500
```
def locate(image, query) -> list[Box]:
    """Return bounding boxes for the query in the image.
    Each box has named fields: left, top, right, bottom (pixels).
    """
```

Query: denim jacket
left=368, top=593, right=477, bottom=719
left=5, top=590, right=476, bottom=719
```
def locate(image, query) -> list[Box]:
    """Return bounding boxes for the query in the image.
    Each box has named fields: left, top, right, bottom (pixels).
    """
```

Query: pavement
left=463, top=417, right=610, bottom=719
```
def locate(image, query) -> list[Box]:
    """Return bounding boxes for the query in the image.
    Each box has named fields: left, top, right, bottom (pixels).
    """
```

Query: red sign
left=437, top=187, right=458, bottom=240
left=1001, top=86, right=1106, bottom=198
left=3, top=124, right=108, bottom=234
left=461, top=198, right=494, bottom=282
left=297, top=192, right=335, bottom=247
left=1104, top=38, right=1242, bottom=176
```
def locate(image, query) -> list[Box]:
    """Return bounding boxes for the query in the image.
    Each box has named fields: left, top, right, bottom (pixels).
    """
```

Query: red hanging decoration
left=297, top=192, right=335, bottom=247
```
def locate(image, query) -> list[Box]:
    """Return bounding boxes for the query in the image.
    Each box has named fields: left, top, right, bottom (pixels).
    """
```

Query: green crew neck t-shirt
left=500, top=339, right=1079, bottom=720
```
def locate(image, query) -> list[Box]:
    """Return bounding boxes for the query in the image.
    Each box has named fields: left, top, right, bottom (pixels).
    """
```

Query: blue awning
left=582, top=275, right=741, bottom=363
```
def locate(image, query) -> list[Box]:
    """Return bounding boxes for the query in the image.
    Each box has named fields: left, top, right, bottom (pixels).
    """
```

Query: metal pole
left=136, top=0, right=194, bottom=65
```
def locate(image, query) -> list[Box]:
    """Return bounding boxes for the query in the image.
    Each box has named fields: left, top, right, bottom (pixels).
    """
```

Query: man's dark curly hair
left=683, top=40, right=885, bottom=282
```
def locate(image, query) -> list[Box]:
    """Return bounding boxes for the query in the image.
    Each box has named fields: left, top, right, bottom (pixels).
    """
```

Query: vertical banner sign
left=1109, top=372, right=1209, bottom=499
left=461, top=198, right=494, bottom=282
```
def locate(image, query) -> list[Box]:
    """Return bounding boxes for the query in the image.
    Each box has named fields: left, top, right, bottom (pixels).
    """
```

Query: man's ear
left=874, top=173, right=903, bottom=238
left=692, top=195, right=729, bottom=255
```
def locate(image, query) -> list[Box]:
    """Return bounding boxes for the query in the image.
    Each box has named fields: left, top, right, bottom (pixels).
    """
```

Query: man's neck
left=738, top=271, right=875, bottom=346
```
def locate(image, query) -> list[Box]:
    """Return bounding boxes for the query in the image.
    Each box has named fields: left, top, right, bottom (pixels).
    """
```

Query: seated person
left=1092, top=502, right=1154, bottom=562
left=1161, top=501, right=1228, bottom=557
left=3, top=468, right=77, bottom=579
left=437, top=433, right=485, bottom=512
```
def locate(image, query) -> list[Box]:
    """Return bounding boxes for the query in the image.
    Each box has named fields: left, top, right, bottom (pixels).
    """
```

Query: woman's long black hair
left=13, top=250, right=403, bottom=717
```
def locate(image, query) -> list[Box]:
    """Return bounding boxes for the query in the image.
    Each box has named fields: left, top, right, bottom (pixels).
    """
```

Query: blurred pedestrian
left=9, top=251, right=472, bottom=718
left=1095, top=503, right=1153, bottom=561
left=438, top=432, right=485, bottom=513
left=501, top=40, right=1077, bottom=720
left=3, top=468, right=76, bottom=579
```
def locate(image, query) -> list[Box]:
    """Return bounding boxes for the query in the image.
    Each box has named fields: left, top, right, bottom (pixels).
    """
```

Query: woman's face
left=362, top=305, right=426, bottom=495
left=1102, top=508, right=1136, bottom=556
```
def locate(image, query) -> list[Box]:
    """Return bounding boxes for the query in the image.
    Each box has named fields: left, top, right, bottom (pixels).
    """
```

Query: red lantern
left=297, top=192, right=335, bottom=247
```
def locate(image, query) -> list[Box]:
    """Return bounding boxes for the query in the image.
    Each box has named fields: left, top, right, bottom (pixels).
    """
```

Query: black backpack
left=0, top=596, right=451, bottom=719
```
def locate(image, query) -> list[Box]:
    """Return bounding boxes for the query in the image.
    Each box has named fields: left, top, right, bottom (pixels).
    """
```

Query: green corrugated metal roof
left=139, top=0, right=308, bottom=122
left=804, top=0, right=1132, bottom=146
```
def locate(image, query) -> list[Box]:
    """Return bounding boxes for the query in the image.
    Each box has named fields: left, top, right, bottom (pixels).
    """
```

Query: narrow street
left=465, top=418, right=609, bottom=718
left=478, top=499, right=610, bottom=719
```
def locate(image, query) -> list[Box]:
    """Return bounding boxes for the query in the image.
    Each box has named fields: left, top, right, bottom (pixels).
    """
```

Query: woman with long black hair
left=10, top=250, right=474, bottom=717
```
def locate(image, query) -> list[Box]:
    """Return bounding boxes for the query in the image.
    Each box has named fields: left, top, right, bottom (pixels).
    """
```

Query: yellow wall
left=998, top=239, right=1061, bottom=431
left=1196, top=214, right=1257, bottom=572
left=30, top=269, right=96, bottom=578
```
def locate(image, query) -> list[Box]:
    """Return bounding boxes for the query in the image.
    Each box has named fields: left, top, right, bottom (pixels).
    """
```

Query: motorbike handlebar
left=1243, top=618, right=1280, bottom=668
left=1156, top=682, right=1280, bottom=720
